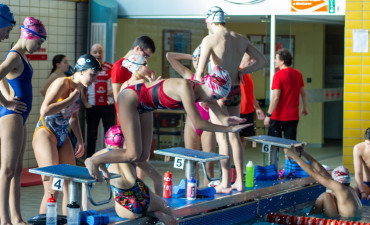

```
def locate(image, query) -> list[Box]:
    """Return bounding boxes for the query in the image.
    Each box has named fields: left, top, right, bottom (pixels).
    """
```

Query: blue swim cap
left=0, top=4, right=15, bottom=28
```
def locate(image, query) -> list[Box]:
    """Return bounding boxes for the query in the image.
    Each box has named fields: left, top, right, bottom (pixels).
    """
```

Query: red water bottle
left=163, top=171, right=172, bottom=198
left=231, top=165, right=236, bottom=184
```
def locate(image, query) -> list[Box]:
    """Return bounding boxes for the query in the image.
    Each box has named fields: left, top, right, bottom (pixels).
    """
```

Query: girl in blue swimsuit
left=32, top=54, right=101, bottom=216
left=0, top=15, right=45, bottom=225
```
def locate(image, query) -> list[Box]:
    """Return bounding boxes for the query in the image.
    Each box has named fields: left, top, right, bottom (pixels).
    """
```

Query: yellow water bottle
left=245, top=161, right=254, bottom=188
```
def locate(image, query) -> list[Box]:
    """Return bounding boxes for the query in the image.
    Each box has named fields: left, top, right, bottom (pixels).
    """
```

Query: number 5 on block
left=174, top=157, right=185, bottom=169
left=52, top=177, right=64, bottom=191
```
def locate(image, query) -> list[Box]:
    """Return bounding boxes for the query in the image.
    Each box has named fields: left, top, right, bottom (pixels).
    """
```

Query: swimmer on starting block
left=85, top=54, right=252, bottom=182
left=166, top=45, right=216, bottom=187
left=284, top=147, right=362, bottom=218
left=194, top=6, right=268, bottom=193
left=83, top=125, right=176, bottom=224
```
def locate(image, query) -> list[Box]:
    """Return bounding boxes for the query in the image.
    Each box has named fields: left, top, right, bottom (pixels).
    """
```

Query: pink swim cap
left=331, top=166, right=350, bottom=184
left=105, top=125, right=124, bottom=147
left=20, top=17, right=46, bottom=40
left=203, top=65, right=231, bottom=99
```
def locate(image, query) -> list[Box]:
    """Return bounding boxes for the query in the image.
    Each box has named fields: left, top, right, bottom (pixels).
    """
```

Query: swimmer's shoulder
left=353, top=142, right=366, bottom=153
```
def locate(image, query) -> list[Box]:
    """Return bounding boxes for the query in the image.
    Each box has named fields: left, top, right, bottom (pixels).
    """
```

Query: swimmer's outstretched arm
left=166, top=52, right=193, bottom=79
left=300, top=151, right=331, bottom=179
left=285, top=148, right=339, bottom=191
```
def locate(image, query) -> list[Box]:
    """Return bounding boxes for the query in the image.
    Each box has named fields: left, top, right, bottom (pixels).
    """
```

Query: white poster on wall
left=353, top=30, right=369, bottom=53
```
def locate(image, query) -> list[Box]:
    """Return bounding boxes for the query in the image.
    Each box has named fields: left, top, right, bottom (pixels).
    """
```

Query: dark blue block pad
left=29, top=164, right=120, bottom=184
left=245, top=135, right=304, bottom=148
left=154, top=147, right=228, bottom=162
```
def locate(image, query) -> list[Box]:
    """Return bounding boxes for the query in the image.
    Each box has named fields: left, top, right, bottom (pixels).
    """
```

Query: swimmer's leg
left=0, top=115, right=25, bottom=225
left=9, top=124, right=28, bottom=225
left=209, top=104, right=232, bottom=194
left=148, top=190, right=178, bottom=225
left=201, top=131, right=216, bottom=187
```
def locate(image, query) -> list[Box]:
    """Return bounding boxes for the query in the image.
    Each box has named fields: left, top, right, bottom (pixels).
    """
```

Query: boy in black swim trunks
left=353, top=128, right=370, bottom=201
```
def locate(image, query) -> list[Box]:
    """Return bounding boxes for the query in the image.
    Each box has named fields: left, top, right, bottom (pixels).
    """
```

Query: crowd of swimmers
left=0, top=3, right=369, bottom=225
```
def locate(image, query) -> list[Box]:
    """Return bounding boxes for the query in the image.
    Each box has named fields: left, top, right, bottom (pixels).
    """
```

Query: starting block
left=244, top=135, right=305, bottom=168
left=154, top=147, right=228, bottom=182
left=29, top=164, right=120, bottom=207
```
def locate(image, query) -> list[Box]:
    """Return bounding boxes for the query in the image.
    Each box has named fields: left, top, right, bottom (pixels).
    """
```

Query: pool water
left=238, top=201, right=370, bottom=224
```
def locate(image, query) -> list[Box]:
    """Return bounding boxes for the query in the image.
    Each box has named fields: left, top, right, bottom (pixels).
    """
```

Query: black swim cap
left=74, top=54, right=102, bottom=73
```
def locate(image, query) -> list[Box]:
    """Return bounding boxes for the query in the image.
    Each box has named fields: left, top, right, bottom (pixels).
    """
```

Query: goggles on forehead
left=128, top=59, right=147, bottom=67
left=205, top=9, right=225, bottom=23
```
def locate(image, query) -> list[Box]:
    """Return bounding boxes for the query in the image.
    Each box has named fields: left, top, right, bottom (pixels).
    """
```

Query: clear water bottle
left=187, top=177, right=197, bottom=200
left=46, top=194, right=57, bottom=225
left=245, top=161, right=254, bottom=188
left=67, top=201, right=80, bottom=225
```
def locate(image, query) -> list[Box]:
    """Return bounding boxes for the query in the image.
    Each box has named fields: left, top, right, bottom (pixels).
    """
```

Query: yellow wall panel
left=345, top=65, right=362, bottom=74
left=364, top=3, right=370, bottom=10
left=363, top=93, right=370, bottom=101
left=344, top=138, right=360, bottom=147
left=344, top=83, right=361, bottom=92
left=362, top=121, right=370, bottom=128
left=363, top=84, right=370, bottom=92
left=346, top=2, right=364, bottom=10
left=343, top=120, right=361, bottom=128
left=362, top=111, right=370, bottom=119
left=344, top=92, right=361, bottom=101
left=346, top=11, right=362, bottom=20
left=363, top=75, right=370, bottom=84
left=344, top=102, right=361, bottom=111
left=364, top=57, right=370, bottom=66
left=345, top=74, right=361, bottom=83
left=344, top=111, right=361, bottom=119
left=343, top=129, right=361, bottom=139
left=343, top=156, right=354, bottom=165
left=345, top=29, right=353, bottom=38
left=343, top=146, right=354, bottom=155
left=364, top=20, right=370, bottom=29
left=345, top=56, right=362, bottom=65
left=345, top=37, right=353, bottom=47
left=362, top=103, right=370, bottom=111
left=345, top=46, right=363, bottom=56
left=364, top=66, right=370, bottom=75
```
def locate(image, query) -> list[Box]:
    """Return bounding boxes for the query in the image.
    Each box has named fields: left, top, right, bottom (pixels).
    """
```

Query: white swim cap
left=331, top=166, right=350, bottom=184
left=205, top=6, right=226, bottom=23
left=203, top=65, right=231, bottom=99
left=192, top=45, right=201, bottom=58
left=121, top=54, right=146, bottom=73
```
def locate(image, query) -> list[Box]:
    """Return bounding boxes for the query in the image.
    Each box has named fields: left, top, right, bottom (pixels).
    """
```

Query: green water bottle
left=245, top=161, right=254, bottom=188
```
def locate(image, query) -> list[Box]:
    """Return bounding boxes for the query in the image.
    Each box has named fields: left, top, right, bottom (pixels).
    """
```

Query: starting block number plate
left=262, top=144, right=271, bottom=153
left=174, top=157, right=185, bottom=169
left=52, top=177, right=64, bottom=191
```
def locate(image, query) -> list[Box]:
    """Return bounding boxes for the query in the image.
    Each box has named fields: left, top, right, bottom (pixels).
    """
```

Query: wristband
left=266, top=113, right=272, bottom=117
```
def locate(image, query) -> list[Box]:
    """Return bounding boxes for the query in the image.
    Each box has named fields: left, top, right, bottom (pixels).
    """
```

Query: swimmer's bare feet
left=231, top=180, right=245, bottom=192
left=154, top=211, right=179, bottom=225
left=214, top=185, right=232, bottom=194
left=12, top=220, right=29, bottom=225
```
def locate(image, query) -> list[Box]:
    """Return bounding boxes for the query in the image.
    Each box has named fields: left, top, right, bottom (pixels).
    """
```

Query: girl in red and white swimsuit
left=85, top=54, right=252, bottom=183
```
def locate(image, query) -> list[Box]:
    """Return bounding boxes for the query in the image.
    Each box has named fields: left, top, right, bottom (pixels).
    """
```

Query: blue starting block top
left=245, top=135, right=305, bottom=148
left=154, top=147, right=229, bottom=162
left=29, top=164, right=120, bottom=184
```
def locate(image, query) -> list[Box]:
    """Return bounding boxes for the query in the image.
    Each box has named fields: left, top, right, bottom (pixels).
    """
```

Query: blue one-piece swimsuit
left=0, top=50, right=33, bottom=124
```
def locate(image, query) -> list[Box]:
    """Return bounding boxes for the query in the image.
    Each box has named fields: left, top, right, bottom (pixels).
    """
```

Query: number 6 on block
left=52, top=177, right=64, bottom=191
left=174, top=157, right=185, bottom=169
